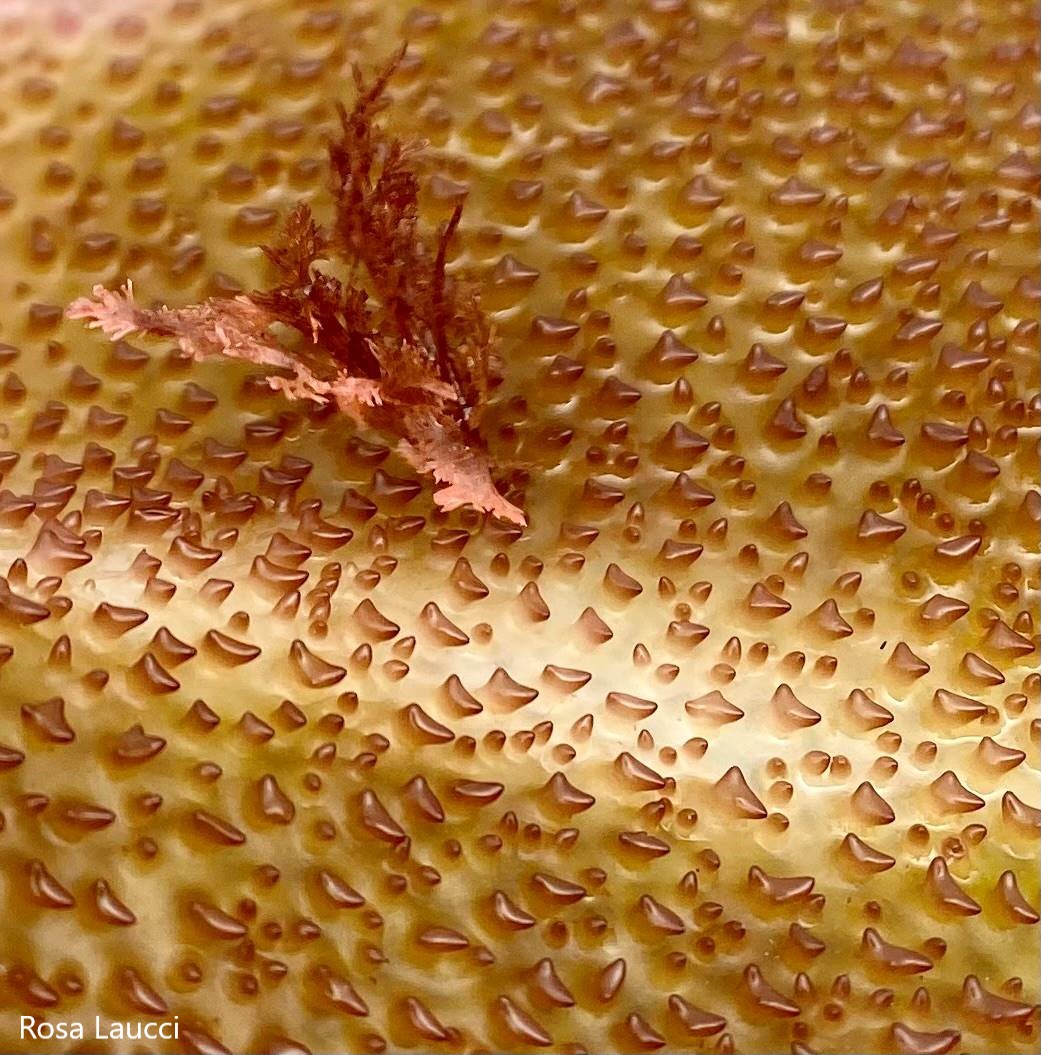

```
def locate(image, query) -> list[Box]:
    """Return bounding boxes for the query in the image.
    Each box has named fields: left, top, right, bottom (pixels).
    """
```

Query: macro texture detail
left=0, top=0, right=1037, bottom=1053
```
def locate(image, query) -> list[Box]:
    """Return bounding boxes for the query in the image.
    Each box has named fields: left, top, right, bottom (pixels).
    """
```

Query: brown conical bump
left=667, top=620, right=710, bottom=649
left=190, top=811, right=246, bottom=847
left=808, top=599, right=854, bottom=639
left=770, top=683, right=821, bottom=730
left=995, top=871, right=1040, bottom=926
left=635, top=894, right=685, bottom=936
left=203, top=629, right=260, bottom=666
left=420, top=601, right=469, bottom=645
left=542, top=665, right=592, bottom=693
left=483, top=667, right=538, bottom=710
left=450, top=779, right=504, bottom=807
left=665, top=473, right=716, bottom=512
left=861, top=928, right=934, bottom=974
left=401, top=775, right=445, bottom=823
left=642, top=330, right=699, bottom=377
left=402, top=995, right=451, bottom=1042
left=93, top=601, right=149, bottom=635
left=400, top=704, right=454, bottom=746
left=742, top=964, right=800, bottom=1017
left=766, top=502, right=808, bottom=541
left=603, top=563, right=643, bottom=602
left=615, top=753, right=666, bottom=792
left=889, top=642, right=931, bottom=680
left=0, top=579, right=51, bottom=624
left=919, top=595, right=970, bottom=628
left=747, top=582, right=792, bottom=618
left=256, top=775, right=295, bottom=824
left=118, top=966, right=168, bottom=1015
left=866, top=405, right=906, bottom=448
left=618, top=831, right=670, bottom=859
left=0, top=743, right=25, bottom=769
left=686, top=690, right=743, bottom=725
left=415, top=924, right=467, bottom=952
left=984, top=618, right=1036, bottom=657
left=961, top=975, right=1035, bottom=1025
left=961, top=652, right=1004, bottom=686
left=748, top=866, right=815, bottom=906
left=925, top=858, right=981, bottom=917
left=357, top=789, right=407, bottom=845
left=530, top=872, right=587, bottom=905
left=768, top=399, right=807, bottom=440
left=21, top=697, right=75, bottom=743
left=667, top=994, right=726, bottom=1038
left=577, top=606, right=614, bottom=644
left=91, top=879, right=136, bottom=926
left=890, top=1024, right=961, bottom=1055
left=526, top=957, right=574, bottom=1009
left=715, top=767, right=767, bottom=819
left=657, top=424, right=710, bottom=471
left=493, top=994, right=552, bottom=1047
left=606, top=692, right=657, bottom=720
left=309, top=965, right=369, bottom=1016
left=27, top=859, right=76, bottom=909
left=289, top=640, right=345, bottom=688
left=517, top=581, right=551, bottom=623
left=933, top=688, right=988, bottom=723
left=930, top=771, right=985, bottom=814
left=744, top=345, right=788, bottom=384
left=1002, top=792, right=1041, bottom=837
left=976, top=737, right=1025, bottom=774
left=852, top=782, right=895, bottom=825
left=313, top=868, right=365, bottom=910
left=353, top=598, right=400, bottom=641
left=845, top=689, right=894, bottom=731
left=489, top=889, right=536, bottom=931
left=113, top=724, right=166, bottom=763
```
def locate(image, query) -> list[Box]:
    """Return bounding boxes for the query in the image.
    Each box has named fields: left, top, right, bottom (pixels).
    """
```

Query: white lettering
left=25, top=1016, right=178, bottom=1042
left=19, top=1019, right=83, bottom=1040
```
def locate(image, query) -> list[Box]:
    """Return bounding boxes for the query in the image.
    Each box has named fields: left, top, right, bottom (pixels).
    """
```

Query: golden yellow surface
left=0, top=0, right=1038, bottom=1052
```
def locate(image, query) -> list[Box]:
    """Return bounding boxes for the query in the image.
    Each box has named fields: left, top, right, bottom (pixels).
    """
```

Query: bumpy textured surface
left=0, top=0, right=1038, bottom=1052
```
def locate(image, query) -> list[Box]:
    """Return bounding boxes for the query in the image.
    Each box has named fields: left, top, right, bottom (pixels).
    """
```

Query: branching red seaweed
left=67, top=45, right=525, bottom=525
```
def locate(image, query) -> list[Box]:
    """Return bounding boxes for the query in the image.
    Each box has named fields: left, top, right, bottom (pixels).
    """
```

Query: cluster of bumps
left=0, top=0, right=1037, bottom=1053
